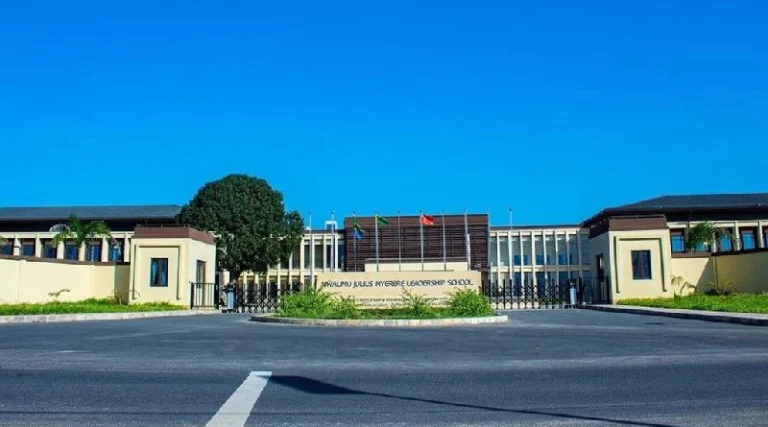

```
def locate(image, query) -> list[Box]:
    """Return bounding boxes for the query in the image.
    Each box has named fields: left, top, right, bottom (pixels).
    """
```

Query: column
left=34, top=235, right=42, bottom=257
left=758, top=221, right=765, bottom=249
left=507, top=230, right=513, bottom=282
left=554, top=231, right=560, bottom=281
left=565, top=232, right=571, bottom=276
left=333, top=233, right=339, bottom=271
left=78, top=244, right=85, bottom=261
left=123, top=237, right=131, bottom=262
left=12, top=237, right=20, bottom=256
left=576, top=231, right=584, bottom=279
left=734, top=223, right=741, bottom=251
left=322, top=236, right=327, bottom=272
left=288, top=247, right=293, bottom=287
left=101, top=237, right=109, bottom=262
left=299, top=239, right=306, bottom=284
left=541, top=230, right=547, bottom=282
left=495, top=231, right=501, bottom=285
left=57, top=240, right=64, bottom=259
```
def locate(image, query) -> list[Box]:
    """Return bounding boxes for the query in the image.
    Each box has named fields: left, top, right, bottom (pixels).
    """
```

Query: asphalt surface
left=1, top=310, right=767, bottom=426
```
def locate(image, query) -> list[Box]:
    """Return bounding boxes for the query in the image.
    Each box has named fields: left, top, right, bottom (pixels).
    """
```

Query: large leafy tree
left=684, top=221, right=731, bottom=253
left=178, top=174, right=304, bottom=282
left=51, top=214, right=114, bottom=248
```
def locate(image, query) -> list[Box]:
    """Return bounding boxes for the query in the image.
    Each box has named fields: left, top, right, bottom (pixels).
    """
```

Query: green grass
left=0, top=298, right=185, bottom=316
left=620, top=293, right=768, bottom=314
left=277, top=307, right=488, bottom=320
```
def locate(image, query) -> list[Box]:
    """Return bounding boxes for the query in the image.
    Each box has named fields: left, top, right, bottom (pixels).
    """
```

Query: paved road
left=1, top=310, right=767, bottom=426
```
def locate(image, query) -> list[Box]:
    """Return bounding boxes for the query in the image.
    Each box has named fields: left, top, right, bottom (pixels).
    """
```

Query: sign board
left=315, top=271, right=482, bottom=308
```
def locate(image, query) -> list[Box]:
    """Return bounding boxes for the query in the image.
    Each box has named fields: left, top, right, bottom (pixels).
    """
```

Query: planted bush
left=330, top=296, right=362, bottom=319
left=447, top=289, right=494, bottom=317
left=276, top=287, right=334, bottom=318
left=398, top=288, right=437, bottom=318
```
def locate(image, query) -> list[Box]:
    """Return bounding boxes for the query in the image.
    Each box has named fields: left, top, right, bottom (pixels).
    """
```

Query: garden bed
left=0, top=298, right=185, bottom=316
left=619, top=293, right=768, bottom=314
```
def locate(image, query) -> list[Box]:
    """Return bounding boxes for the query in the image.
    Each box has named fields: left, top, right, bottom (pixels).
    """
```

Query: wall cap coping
left=0, top=309, right=219, bottom=325
left=711, top=247, right=768, bottom=257
left=249, top=314, right=508, bottom=327
left=0, top=254, right=129, bottom=266
left=671, top=252, right=711, bottom=259
left=583, top=305, right=768, bottom=326
left=133, top=225, right=215, bottom=245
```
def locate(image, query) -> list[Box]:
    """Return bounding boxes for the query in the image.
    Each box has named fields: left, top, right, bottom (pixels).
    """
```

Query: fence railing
left=190, top=276, right=612, bottom=311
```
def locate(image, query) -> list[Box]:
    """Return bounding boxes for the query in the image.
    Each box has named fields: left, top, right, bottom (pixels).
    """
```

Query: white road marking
left=206, top=371, right=272, bottom=427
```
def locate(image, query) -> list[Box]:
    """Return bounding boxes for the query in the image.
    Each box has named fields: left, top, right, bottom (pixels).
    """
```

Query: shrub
left=330, top=296, right=361, bottom=319
left=706, top=280, right=737, bottom=296
left=276, top=287, right=333, bottom=318
left=399, top=288, right=436, bottom=318
left=447, top=289, right=494, bottom=317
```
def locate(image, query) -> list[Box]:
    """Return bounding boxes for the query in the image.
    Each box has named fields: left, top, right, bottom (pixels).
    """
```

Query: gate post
left=189, top=281, right=195, bottom=309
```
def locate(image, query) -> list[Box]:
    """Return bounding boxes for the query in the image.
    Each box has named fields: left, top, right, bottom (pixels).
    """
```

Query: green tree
left=178, top=174, right=304, bottom=283
left=50, top=214, right=114, bottom=249
left=684, top=221, right=731, bottom=253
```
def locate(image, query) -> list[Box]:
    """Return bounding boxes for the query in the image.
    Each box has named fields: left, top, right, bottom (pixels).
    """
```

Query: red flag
left=421, top=214, right=435, bottom=226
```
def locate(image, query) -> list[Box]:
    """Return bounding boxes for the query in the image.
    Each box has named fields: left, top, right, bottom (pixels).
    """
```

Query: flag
left=352, top=218, right=365, bottom=240
left=376, top=215, right=389, bottom=226
left=421, top=214, right=435, bottom=226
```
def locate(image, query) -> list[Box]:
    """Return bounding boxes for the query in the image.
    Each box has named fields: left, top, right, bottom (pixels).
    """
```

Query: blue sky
left=1, top=1, right=766, bottom=226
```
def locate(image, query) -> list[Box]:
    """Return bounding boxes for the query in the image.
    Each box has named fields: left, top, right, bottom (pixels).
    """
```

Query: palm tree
left=51, top=214, right=114, bottom=258
left=684, top=221, right=731, bottom=253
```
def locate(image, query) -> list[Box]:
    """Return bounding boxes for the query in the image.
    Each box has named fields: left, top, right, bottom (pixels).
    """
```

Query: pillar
left=34, top=236, right=42, bottom=257
left=123, top=237, right=131, bottom=262
left=57, top=240, right=64, bottom=259
left=12, top=237, right=20, bottom=256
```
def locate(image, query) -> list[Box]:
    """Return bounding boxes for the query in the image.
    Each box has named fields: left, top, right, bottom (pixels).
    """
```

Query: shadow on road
left=268, top=375, right=677, bottom=427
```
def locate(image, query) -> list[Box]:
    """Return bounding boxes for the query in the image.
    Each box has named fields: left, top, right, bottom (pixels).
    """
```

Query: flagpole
left=397, top=210, right=402, bottom=272
left=420, top=210, right=424, bottom=271
left=464, top=208, right=470, bottom=271
left=442, top=210, right=447, bottom=271
left=331, top=210, right=336, bottom=272
left=375, top=211, right=380, bottom=272
left=353, top=211, right=358, bottom=272
left=486, top=208, right=491, bottom=282
left=309, top=212, right=314, bottom=287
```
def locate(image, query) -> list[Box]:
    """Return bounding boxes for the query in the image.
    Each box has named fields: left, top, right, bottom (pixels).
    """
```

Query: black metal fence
left=189, top=281, right=307, bottom=312
left=190, top=276, right=612, bottom=312
left=481, top=276, right=611, bottom=309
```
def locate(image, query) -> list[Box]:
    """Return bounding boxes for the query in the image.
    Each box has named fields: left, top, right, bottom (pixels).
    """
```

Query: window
left=1, top=240, right=12, bottom=255
left=522, top=236, right=532, bottom=266
left=535, top=255, right=544, bottom=265
left=558, top=254, right=568, bottom=265
left=109, top=239, right=123, bottom=262
left=313, top=244, right=323, bottom=268
left=671, top=230, right=688, bottom=253
left=568, top=235, right=578, bottom=265
left=86, top=241, right=101, bottom=261
left=291, top=247, right=300, bottom=269
left=196, top=260, right=206, bottom=283
left=580, top=235, right=590, bottom=265
left=499, top=237, right=509, bottom=266
left=150, top=258, right=169, bottom=287
left=338, top=243, right=345, bottom=270
left=719, top=235, right=732, bottom=252
left=324, top=244, right=332, bottom=269
left=43, top=241, right=57, bottom=258
left=513, top=255, right=521, bottom=266
left=558, top=271, right=569, bottom=284
left=545, top=234, right=556, bottom=266
left=631, top=250, right=652, bottom=280
left=741, top=230, right=756, bottom=251
left=764, top=228, right=768, bottom=249
left=523, top=255, right=530, bottom=266
left=534, top=236, right=543, bottom=266
left=64, top=243, right=78, bottom=260
left=489, top=237, right=498, bottom=266
left=21, top=240, right=35, bottom=257
left=303, top=243, right=311, bottom=268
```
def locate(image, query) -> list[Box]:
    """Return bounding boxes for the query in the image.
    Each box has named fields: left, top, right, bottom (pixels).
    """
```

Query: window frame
left=631, top=250, right=652, bottom=280
left=670, top=230, right=685, bottom=253
left=150, top=258, right=169, bottom=287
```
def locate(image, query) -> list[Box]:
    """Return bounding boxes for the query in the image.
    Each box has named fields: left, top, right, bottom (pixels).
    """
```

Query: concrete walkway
left=0, top=309, right=219, bottom=325
left=585, top=304, right=768, bottom=326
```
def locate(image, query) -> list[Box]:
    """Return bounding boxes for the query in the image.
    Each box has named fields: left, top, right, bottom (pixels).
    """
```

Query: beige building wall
left=713, top=251, right=768, bottom=293
left=669, top=256, right=714, bottom=294
left=607, top=229, right=672, bottom=302
left=129, top=234, right=216, bottom=304
left=0, top=256, right=129, bottom=304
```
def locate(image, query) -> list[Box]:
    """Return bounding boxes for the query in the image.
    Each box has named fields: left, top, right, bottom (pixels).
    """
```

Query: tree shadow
left=267, top=375, right=677, bottom=427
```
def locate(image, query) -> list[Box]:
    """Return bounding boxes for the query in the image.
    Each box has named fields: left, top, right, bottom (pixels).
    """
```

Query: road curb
left=0, top=309, right=219, bottom=325
left=250, top=314, right=509, bottom=327
left=583, top=305, right=768, bottom=326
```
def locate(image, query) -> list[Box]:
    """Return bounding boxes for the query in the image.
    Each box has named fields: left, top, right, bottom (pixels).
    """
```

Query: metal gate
left=480, top=276, right=611, bottom=309
left=189, top=281, right=305, bottom=312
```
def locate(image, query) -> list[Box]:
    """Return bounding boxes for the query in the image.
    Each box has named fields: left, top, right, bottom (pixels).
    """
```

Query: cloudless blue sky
left=1, top=1, right=766, bottom=226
